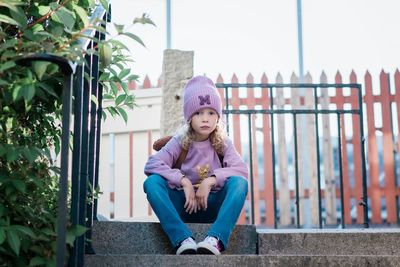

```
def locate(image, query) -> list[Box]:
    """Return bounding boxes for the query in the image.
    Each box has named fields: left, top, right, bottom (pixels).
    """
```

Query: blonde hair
left=179, top=119, right=227, bottom=155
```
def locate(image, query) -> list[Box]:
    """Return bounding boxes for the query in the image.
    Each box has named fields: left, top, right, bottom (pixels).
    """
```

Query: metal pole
left=337, top=113, right=345, bottom=229
left=296, top=0, right=310, bottom=227
left=56, top=73, right=73, bottom=267
left=293, top=113, right=301, bottom=228
left=69, top=65, right=84, bottom=267
left=248, top=114, right=255, bottom=224
left=269, top=87, right=278, bottom=229
left=357, top=85, right=369, bottom=228
left=166, top=0, right=171, bottom=49
left=296, top=0, right=304, bottom=81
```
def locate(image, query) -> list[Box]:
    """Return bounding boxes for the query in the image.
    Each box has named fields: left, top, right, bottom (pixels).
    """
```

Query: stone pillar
left=160, top=49, right=194, bottom=136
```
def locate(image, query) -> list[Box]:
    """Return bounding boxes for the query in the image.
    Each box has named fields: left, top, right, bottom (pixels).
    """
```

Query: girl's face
left=190, top=108, right=219, bottom=141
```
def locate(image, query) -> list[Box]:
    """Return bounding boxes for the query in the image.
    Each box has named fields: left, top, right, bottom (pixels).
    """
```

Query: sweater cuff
left=211, top=170, right=227, bottom=188
left=171, top=172, right=185, bottom=188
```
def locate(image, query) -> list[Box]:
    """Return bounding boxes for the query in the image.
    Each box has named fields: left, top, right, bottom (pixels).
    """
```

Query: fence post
left=276, top=73, right=291, bottom=226
left=320, top=72, right=337, bottom=225
left=160, top=49, right=194, bottom=136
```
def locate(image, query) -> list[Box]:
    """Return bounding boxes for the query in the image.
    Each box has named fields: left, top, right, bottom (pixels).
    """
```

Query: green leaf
left=116, top=107, right=128, bottom=123
left=12, top=85, right=22, bottom=101
left=11, top=179, right=26, bottom=193
left=29, top=257, right=46, bottom=266
left=22, top=147, right=35, bottom=163
left=21, top=84, right=36, bottom=103
left=6, top=148, right=18, bottom=162
left=38, top=82, right=58, bottom=98
left=109, top=81, right=119, bottom=95
left=122, top=32, right=145, bottom=47
left=113, top=23, right=124, bottom=34
left=73, top=4, right=89, bottom=27
left=0, top=61, right=16, bottom=72
left=115, top=94, right=126, bottom=106
left=120, top=82, right=129, bottom=95
left=0, top=1, right=25, bottom=10
left=11, top=225, right=36, bottom=239
left=9, top=5, right=27, bottom=28
left=7, top=229, right=20, bottom=256
left=103, top=93, right=114, bottom=100
left=108, top=106, right=118, bottom=117
left=90, top=95, right=98, bottom=106
left=100, top=43, right=112, bottom=69
left=0, top=145, right=5, bottom=157
left=109, top=39, right=130, bottom=52
left=41, top=228, right=56, bottom=237
left=0, top=203, right=4, bottom=217
left=73, top=225, right=87, bottom=236
left=0, top=228, right=5, bottom=245
left=66, top=225, right=87, bottom=246
left=0, top=14, right=20, bottom=26
left=99, top=0, right=109, bottom=12
left=133, top=13, right=156, bottom=26
left=54, top=137, right=60, bottom=156
left=50, top=2, right=76, bottom=30
left=99, top=72, right=110, bottom=81
left=22, top=147, right=36, bottom=163
left=0, top=39, right=17, bottom=51
left=32, top=61, right=50, bottom=81
left=118, top=69, right=130, bottom=80
left=127, top=74, right=139, bottom=82
left=37, top=5, right=51, bottom=16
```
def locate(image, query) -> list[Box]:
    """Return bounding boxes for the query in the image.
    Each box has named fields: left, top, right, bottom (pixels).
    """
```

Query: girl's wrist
left=207, top=176, right=217, bottom=187
left=181, top=176, right=190, bottom=186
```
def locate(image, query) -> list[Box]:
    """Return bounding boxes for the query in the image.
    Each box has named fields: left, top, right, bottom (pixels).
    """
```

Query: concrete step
left=91, top=221, right=257, bottom=255
left=258, top=228, right=400, bottom=255
left=85, top=254, right=400, bottom=267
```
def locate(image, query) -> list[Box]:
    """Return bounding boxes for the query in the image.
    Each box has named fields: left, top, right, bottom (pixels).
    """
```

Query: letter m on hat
left=198, top=95, right=211, bottom=105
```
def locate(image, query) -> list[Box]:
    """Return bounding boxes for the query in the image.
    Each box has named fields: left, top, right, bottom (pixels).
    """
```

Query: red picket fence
left=214, top=71, right=399, bottom=227
left=129, top=71, right=399, bottom=227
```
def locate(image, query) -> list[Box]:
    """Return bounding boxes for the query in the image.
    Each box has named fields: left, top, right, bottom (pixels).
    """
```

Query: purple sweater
left=144, top=136, right=248, bottom=191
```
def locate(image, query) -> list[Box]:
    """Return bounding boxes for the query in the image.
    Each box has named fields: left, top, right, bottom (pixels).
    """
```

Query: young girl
left=143, top=75, right=248, bottom=255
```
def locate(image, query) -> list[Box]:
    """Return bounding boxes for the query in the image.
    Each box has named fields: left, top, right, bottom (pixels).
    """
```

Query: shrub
left=0, top=0, right=154, bottom=265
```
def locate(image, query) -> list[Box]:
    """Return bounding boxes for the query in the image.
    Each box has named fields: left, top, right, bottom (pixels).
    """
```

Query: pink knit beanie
left=183, top=76, right=222, bottom=122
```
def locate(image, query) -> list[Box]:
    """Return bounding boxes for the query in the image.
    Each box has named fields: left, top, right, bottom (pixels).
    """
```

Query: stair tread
left=85, top=254, right=400, bottom=267
left=91, top=221, right=400, bottom=257
left=92, top=221, right=257, bottom=255
left=258, top=228, right=400, bottom=255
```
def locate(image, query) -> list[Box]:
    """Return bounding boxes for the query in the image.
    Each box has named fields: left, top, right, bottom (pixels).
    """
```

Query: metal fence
left=16, top=3, right=110, bottom=267
left=216, top=80, right=369, bottom=229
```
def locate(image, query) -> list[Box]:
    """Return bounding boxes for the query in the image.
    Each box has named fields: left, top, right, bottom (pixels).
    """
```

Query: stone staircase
left=85, top=221, right=400, bottom=266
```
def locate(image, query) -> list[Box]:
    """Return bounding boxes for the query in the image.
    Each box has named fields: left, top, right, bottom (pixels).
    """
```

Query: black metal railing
left=216, top=83, right=369, bottom=229
left=16, top=3, right=110, bottom=267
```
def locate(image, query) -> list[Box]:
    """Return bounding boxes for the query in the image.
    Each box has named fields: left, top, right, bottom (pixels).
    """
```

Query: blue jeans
left=143, top=174, right=248, bottom=249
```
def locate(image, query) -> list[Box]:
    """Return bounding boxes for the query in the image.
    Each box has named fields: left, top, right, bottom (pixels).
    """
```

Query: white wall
left=98, top=88, right=162, bottom=221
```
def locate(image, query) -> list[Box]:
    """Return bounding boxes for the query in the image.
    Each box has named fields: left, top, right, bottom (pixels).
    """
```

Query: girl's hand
left=196, top=176, right=217, bottom=211
left=181, top=177, right=198, bottom=214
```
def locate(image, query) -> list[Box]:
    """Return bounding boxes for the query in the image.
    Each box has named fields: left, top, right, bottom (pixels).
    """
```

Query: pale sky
left=110, top=0, right=400, bottom=85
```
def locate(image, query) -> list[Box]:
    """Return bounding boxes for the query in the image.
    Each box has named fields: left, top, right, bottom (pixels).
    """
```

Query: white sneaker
left=176, top=237, right=197, bottom=255
left=197, top=236, right=223, bottom=255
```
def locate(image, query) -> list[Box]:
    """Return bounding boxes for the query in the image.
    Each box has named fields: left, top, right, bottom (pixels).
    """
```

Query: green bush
left=0, top=0, right=154, bottom=265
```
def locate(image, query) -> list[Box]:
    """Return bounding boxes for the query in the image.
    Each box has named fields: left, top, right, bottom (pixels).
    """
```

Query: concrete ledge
left=92, top=221, right=257, bottom=255
left=86, top=254, right=400, bottom=267
left=257, top=229, right=400, bottom=255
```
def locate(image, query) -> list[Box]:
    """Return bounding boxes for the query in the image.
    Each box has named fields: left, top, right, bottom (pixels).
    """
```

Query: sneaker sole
left=177, top=248, right=197, bottom=255
left=197, top=246, right=220, bottom=255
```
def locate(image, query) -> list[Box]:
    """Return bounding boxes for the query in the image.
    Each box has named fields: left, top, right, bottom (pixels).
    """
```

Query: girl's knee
left=143, top=174, right=165, bottom=193
left=226, top=176, right=248, bottom=194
